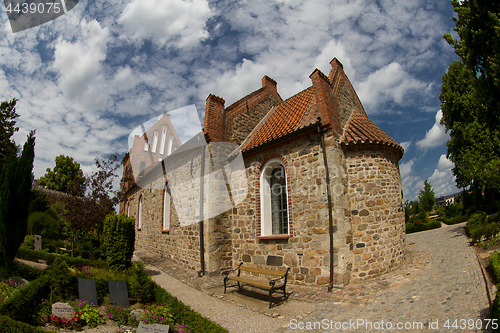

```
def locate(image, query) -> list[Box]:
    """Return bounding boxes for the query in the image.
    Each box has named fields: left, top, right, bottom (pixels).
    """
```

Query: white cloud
left=429, top=154, right=456, bottom=196
left=416, top=110, right=450, bottom=149
left=53, top=19, right=109, bottom=100
left=400, top=159, right=414, bottom=179
left=118, top=0, right=212, bottom=48
left=356, top=62, right=428, bottom=111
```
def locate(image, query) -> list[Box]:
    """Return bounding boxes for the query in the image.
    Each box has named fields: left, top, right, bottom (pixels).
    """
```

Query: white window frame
left=159, top=125, right=167, bottom=155
left=138, top=195, right=143, bottom=229
left=163, top=185, right=171, bottom=231
left=260, top=158, right=289, bottom=236
left=167, top=134, right=173, bottom=156
left=151, top=131, right=159, bottom=153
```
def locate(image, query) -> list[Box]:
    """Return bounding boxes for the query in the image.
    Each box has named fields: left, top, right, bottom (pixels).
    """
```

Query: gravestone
left=137, top=322, right=169, bottom=333
left=34, top=235, right=41, bottom=251
left=51, top=302, right=74, bottom=320
left=77, top=278, right=98, bottom=306
left=108, top=280, right=130, bottom=307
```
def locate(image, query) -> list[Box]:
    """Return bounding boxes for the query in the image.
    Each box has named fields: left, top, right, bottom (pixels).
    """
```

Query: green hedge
left=0, top=274, right=51, bottom=325
left=103, top=212, right=135, bottom=271
left=0, top=315, right=56, bottom=333
left=490, top=252, right=500, bottom=332
left=17, top=247, right=108, bottom=269
left=152, top=282, right=228, bottom=333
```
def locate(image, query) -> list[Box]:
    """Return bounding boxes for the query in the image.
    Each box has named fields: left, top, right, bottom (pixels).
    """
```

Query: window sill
left=161, top=229, right=170, bottom=234
left=137, top=228, right=141, bottom=231
left=257, top=234, right=289, bottom=240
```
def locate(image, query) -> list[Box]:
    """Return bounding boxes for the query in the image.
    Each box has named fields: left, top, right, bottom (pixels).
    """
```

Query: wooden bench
left=223, top=262, right=290, bottom=308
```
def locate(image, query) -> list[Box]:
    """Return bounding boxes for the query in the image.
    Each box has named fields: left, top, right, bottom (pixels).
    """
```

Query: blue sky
left=1, top=0, right=459, bottom=201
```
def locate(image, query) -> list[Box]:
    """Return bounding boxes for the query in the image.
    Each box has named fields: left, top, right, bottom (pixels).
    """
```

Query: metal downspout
left=199, top=144, right=206, bottom=277
left=318, top=122, right=335, bottom=292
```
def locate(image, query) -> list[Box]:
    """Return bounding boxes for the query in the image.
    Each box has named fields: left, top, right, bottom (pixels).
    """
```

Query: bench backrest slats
left=240, top=266, right=286, bottom=276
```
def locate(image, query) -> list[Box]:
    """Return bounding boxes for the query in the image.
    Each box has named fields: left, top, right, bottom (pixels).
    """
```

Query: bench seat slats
left=226, top=276, right=283, bottom=289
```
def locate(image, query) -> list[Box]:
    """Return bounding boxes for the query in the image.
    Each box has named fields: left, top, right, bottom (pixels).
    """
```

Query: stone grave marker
left=51, top=302, right=74, bottom=320
left=34, top=235, right=41, bottom=251
left=108, top=280, right=130, bottom=307
left=137, top=322, right=170, bottom=333
left=77, top=278, right=98, bottom=306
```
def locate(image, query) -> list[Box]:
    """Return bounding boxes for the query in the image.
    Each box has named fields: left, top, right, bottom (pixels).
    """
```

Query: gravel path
left=146, top=264, right=291, bottom=333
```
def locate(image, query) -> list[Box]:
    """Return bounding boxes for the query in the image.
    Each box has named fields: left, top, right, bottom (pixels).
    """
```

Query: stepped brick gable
left=120, top=57, right=406, bottom=286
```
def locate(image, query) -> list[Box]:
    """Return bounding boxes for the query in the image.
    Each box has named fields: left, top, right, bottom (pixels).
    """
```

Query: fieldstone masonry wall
left=345, top=145, right=405, bottom=280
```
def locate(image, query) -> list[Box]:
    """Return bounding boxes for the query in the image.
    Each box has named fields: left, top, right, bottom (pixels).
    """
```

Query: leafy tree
left=440, top=0, right=500, bottom=190
left=29, top=189, right=50, bottom=214
left=0, top=131, right=35, bottom=267
left=0, top=99, right=19, bottom=170
left=404, top=200, right=411, bottom=222
left=418, top=179, right=436, bottom=212
left=38, top=155, right=86, bottom=195
left=64, top=154, right=121, bottom=256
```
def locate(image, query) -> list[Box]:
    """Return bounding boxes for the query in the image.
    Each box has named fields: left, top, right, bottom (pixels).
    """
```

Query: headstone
left=137, top=322, right=170, bottom=333
left=108, top=280, right=130, bottom=307
left=77, top=278, right=98, bottom=306
left=51, top=302, right=74, bottom=320
left=7, top=276, right=28, bottom=287
left=34, top=235, right=41, bottom=251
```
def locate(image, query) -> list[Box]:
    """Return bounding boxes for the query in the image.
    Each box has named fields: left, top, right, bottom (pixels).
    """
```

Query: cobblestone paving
left=278, top=222, right=491, bottom=333
left=136, top=222, right=491, bottom=333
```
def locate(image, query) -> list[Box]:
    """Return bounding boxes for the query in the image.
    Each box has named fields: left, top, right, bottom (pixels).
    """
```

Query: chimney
left=262, top=75, right=277, bottom=90
left=330, top=57, right=344, bottom=69
left=204, top=94, right=226, bottom=142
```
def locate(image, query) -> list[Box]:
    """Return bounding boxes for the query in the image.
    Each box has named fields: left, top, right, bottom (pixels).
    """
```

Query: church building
left=120, top=58, right=406, bottom=287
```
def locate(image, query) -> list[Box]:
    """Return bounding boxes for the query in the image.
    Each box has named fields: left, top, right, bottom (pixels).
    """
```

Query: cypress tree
left=0, top=131, right=35, bottom=266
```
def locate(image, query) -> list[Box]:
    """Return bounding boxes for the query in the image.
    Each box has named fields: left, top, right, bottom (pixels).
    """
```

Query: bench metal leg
left=269, top=289, right=274, bottom=308
left=224, top=277, right=227, bottom=293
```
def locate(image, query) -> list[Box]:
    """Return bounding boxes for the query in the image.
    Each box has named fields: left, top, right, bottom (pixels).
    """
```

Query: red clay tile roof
left=240, top=86, right=316, bottom=152
left=341, top=109, right=404, bottom=156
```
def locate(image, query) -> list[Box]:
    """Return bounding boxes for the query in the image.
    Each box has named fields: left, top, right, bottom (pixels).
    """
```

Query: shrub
left=72, top=300, right=104, bottom=328
left=16, top=247, right=108, bottom=269
left=141, top=304, right=174, bottom=326
left=467, top=211, right=488, bottom=234
left=405, top=212, right=441, bottom=234
left=128, top=262, right=154, bottom=303
left=47, top=260, right=77, bottom=302
left=105, top=304, right=138, bottom=326
left=28, top=211, right=60, bottom=240
left=490, top=252, right=500, bottom=281
left=0, top=274, right=52, bottom=325
left=103, top=212, right=135, bottom=271
left=0, top=314, right=56, bottom=333
left=490, top=252, right=500, bottom=330
left=95, top=277, right=108, bottom=299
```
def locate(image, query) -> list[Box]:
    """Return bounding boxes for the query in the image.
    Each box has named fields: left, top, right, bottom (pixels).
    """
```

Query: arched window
left=138, top=195, right=143, bottom=229
left=162, top=184, right=171, bottom=231
left=260, top=159, right=289, bottom=236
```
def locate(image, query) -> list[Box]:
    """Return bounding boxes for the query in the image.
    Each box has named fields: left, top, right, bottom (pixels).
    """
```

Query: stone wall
left=224, top=129, right=352, bottom=285
left=344, top=145, right=405, bottom=280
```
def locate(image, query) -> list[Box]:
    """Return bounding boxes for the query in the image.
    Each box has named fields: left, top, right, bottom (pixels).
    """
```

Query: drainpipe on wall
left=198, top=144, right=206, bottom=277
left=318, top=119, right=335, bottom=292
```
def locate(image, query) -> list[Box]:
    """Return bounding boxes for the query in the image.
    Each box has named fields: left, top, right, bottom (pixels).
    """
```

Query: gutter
left=318, top=119, right=335, bottom=292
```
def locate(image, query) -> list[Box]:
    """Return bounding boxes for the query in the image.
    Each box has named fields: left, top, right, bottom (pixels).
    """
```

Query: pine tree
left=0, top=131, right=35, bottom=266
